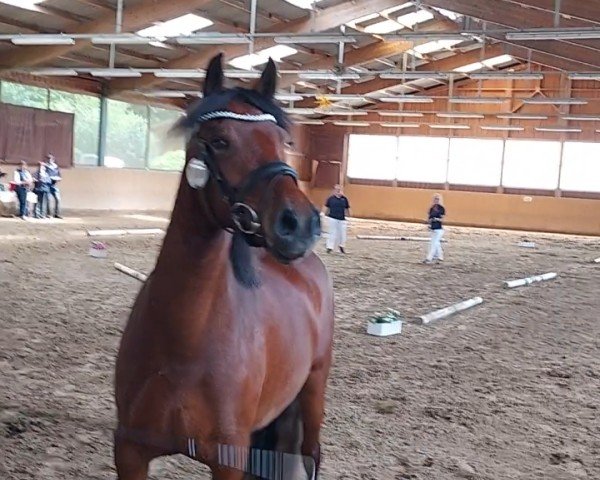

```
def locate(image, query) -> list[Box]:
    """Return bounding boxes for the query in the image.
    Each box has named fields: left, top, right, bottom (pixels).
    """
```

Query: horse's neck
left=156, top=181, right=225, bottom=268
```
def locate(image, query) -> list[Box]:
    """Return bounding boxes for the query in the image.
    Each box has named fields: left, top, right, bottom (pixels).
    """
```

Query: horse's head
left=175, top=54, right=320, bottom=271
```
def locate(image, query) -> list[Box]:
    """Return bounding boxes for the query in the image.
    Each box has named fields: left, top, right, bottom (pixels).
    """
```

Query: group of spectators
left=3, top=154, right=62, bottom=220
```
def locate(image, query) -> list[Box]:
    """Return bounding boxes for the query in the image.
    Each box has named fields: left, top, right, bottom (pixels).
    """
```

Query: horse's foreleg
left=114, top=436, right=152, bottom=480
left=298, top=364, right=331, bottom=479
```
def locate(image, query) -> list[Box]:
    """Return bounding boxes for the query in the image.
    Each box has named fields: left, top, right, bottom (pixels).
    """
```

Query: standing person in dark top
left=33, top=160, right=51, bottom=219
left=424, top=193, right=446, bottom=264
left=13, top=161, right=33, bottom=219
left=44, top=154, right=62, bottom=218
left=324, top=184, right=350, bottom=254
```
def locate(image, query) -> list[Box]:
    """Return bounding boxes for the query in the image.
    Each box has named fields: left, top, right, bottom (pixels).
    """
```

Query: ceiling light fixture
left=379, top=71, right=449, bottom=80
left=535, top=127, right=582, bottom=132
left=429, top=124, right=470, bottom=129
left=562, top=115, right=600, bottom=121
left=378, top=96, right=434, bottom=103
left=497, top=114, right=548, bottom=120
left=30, top=68, right=78, bottom=76
left=469, top=72, right=544, bottom=80
left=506, top=28, right=600, bottom=41
left=91, top=34, right=155, bottom=45
left=380, top=123, right=421, bottom=128
left=480, top=125, right=525, bottom=131
left=436, top=112, right=485, bottom=119
left=377, top=111, right=424, bottom=117
left=176, top=34, right=250, bottom=45
left=523, top=97, right=588, bottom=105
left=154, top=70, right=205, bottom=78
left=90, top=69, right=142, bottom=78
left=333, top=121, right=371, bottom=127
left=12, top=34, right=75, bottom=45
left=298, top=72, right=361, bottom=80
left=274, top=35, right=356, bottom=44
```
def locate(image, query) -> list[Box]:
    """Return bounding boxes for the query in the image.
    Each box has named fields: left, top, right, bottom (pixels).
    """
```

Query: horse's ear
left=204, top=53, right=225, bottom=97
left=254, top=58, right=277, bottom=99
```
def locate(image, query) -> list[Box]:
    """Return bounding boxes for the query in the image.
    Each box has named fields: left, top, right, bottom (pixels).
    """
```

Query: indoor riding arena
left=1, top=1, right=599, bottom=480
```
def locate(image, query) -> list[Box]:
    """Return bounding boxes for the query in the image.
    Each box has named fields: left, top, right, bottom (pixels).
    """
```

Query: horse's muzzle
left=269, top=207, right=321, bottom=263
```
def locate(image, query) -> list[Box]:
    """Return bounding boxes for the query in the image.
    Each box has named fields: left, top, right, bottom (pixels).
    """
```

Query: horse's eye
left=210, top=138, right=229, bottom=150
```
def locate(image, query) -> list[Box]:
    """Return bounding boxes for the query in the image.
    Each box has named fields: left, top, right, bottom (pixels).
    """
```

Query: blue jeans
left=35, top=190, right=48, bottom=218
left=16, top=187, right=27, bottom=217
left=48, top=185, right=61, bottom=216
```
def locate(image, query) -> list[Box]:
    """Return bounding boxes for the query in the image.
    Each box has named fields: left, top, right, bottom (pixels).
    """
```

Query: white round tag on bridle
left=186, top=158, right=210, bottom=189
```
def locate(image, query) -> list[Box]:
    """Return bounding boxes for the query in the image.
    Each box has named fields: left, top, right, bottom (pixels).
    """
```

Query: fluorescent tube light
left=91, top=35, right=155, bottom=45
left=12, top=35, right=75, bottom=45
left=377, top=111, right=424, bottom=117
left=298, top=72, right=360, bottom=80
left=449, top=97, right=507, bottom=104
left=224, top=71, right=262, bottom=79
left=436, top=112, right=484, bottom=119
left=568, top=73, right=600, bottom=81
left=535, top=127, right=582, bottom=133
left=469, top=72, right=544, bottom=80
left=333, top=121, right=370, bottom=127
left=176, top=34, right=250, bottom=45
left=275, top=35, right=356, bottom=44
left=523, top=97, right=588, bottom=105
left=143, top=91, right=187, bottom=98
left=154, top=70, right=205, bottom=78
left=480, top=125, right=525, bottom=131
left=296, top=120, right=325, bottom=125
left=31, top=68, right=78, bottom=76
left=90, top=69, right=142, bottom=78
left=497, top=114, right=548, bottom=120
left=380, top=123, right=420, bottom=128
left=319, top=94, right=366, bottom=101
left=429, top=124, right=470, bottom=129
left=562, top=115, right=600, bottom=121
left=284, top=108, right=318, bottom=115
left=275, top=94, right=304, bottom=102
left=378, top=96, right=434, bottom=103
left=506, top=28, right=600, bottom=41
left=379, top=71, right=449, bottom=80
left=316, top=109, right=368, bottom=116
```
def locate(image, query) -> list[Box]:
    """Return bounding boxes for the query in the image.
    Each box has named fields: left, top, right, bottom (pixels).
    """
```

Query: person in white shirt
left=13, top=161, right=33, bottom=219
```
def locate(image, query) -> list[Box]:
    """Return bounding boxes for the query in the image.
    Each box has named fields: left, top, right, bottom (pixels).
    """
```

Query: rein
left=187, top=110, right=298, bottom=241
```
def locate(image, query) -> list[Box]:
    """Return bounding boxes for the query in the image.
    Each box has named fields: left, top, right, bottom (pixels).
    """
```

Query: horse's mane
left=175, top=87, right=290, bottom=133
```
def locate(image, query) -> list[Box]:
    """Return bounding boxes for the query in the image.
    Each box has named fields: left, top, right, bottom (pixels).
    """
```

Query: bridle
left=187, top=110, right=298, bottom=244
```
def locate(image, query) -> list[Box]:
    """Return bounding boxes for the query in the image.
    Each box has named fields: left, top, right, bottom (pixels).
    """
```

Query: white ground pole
left=114, top=262, right=148, bottom=282
left=503, top=272, right=557, bottom=289
left=356, top=235, right=447, bottom=242
left=419, top=296, right=483, bottom=325
left=87, top=228, right=164, bottom=236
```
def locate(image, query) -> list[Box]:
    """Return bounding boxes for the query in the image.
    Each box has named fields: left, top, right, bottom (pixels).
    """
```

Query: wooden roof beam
left=107, top=0, right=415, bottom=93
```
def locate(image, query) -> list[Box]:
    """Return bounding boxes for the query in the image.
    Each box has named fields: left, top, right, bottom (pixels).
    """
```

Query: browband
left=195, top=111, right=278, bottom=124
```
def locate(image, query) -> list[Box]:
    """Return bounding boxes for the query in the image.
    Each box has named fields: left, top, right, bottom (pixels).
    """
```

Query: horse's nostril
left=278, top=208, right=299, bottom=237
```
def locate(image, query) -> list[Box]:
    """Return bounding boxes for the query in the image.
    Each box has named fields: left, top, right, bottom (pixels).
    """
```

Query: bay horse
left=114, top=53, right=334, bottom=479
